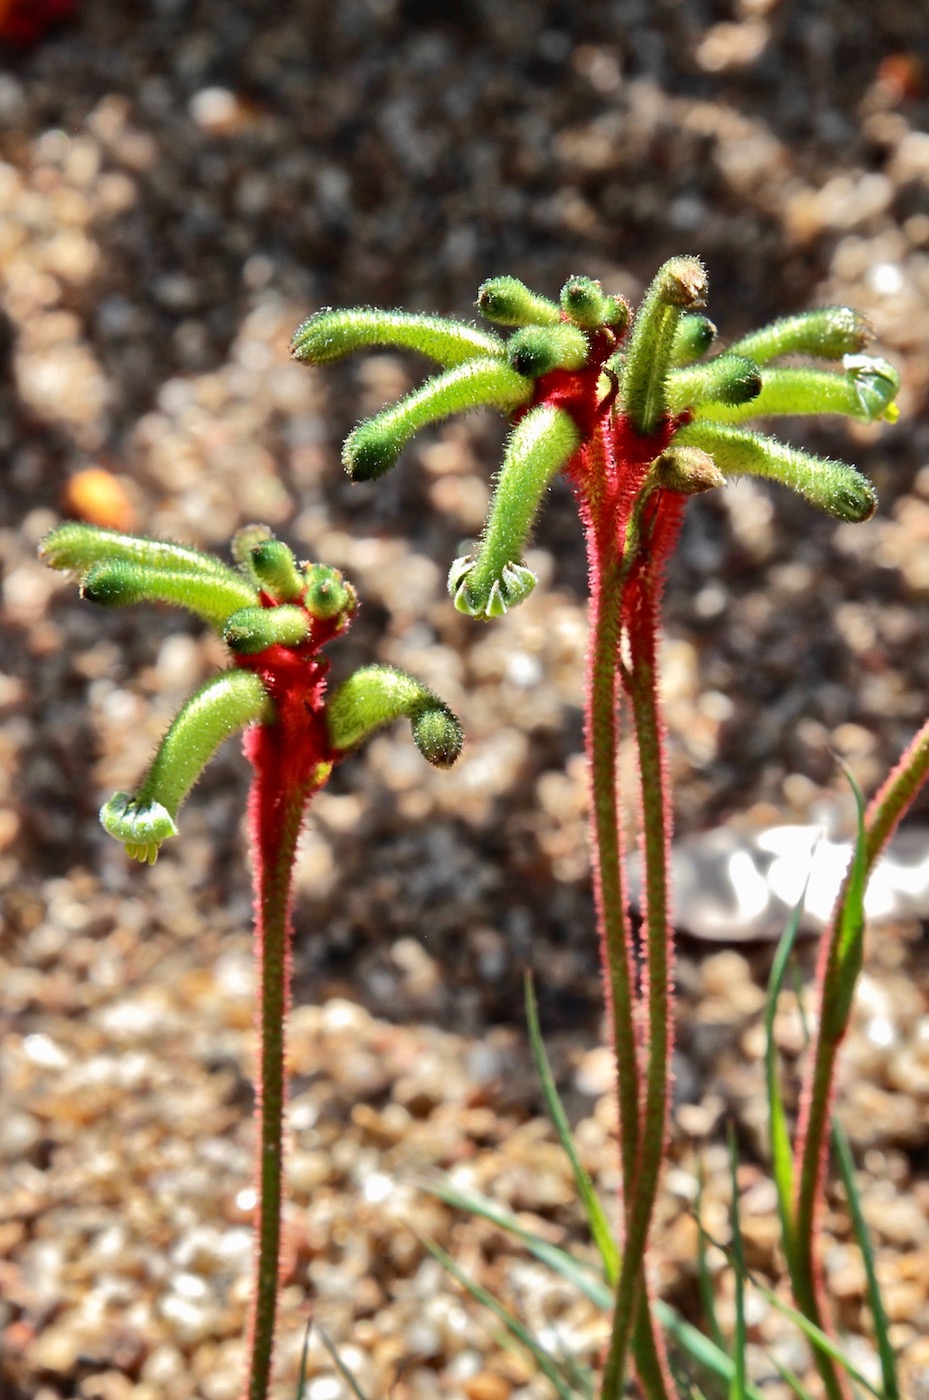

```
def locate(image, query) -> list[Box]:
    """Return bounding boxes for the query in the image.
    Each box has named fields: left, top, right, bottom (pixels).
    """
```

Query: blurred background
left=1, top=2, right=928, bottom=1397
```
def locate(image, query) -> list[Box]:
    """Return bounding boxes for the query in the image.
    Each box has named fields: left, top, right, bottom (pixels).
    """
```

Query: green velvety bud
left=248, top=539, right=304, bottom=602
left=667, top=355, right=762, bottom=412
left=676, top=420, right=877, bottom=522
left=343, top=358, right=531, bottom=481
left=223, top=605, right=311, bottom=654
left=303, top=563, right=356, bottom=621
left=506, top=324, right=589, bottom=378
left=653, top=445, right=725, bottom=495
left=41, top=523, right=246, bottom=590
left=560, top=276, right=629, bottom=331
left=476, top=276, right=561, bottom=327
left=80, top=559, right=257, bottom=630
left=727, top=306, right=871, bottom=364
left=670, top=314, right=717, bottom=366
left=292, top=307, right=504, bottom=367
left=101, top=669, right=271, bottom=862
left=411, top=706, right=465, bottom=768
left=326, top=664, right=463, bottom=767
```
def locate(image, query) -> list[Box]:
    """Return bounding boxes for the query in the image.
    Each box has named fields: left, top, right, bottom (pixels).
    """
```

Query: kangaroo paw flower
left=292, top=307, right=504, bottom=367
left=100, top=793, right=178, bottom=865
left=326, top=664, right=463, bottom=766
left=448, top=554, right=537, bottom=617
left=343, top=358, right=531, bottom=481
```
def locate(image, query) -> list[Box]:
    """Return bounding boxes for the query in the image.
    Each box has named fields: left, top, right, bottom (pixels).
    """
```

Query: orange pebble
left=64, top=468, right=137, bottom=531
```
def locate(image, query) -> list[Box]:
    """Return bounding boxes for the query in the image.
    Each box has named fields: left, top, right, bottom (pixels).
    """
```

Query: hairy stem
left=243, top=722, right=330, bottom=1400
left=587, top=555, right=641, bottom=1203
left=601, top=534, right=674, bottom=1400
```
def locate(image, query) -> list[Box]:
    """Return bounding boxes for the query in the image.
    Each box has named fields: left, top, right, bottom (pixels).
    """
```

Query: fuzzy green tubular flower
left=40, top=521, right=246, bottom=586
left=727, top=304, right=871, bottom=362
left=248, top=539, right=305, bottom=602
left=666, top=354, right=762, bottom=412
left=223, top=605, right=312, bottom=654
left=506, top=322, right=590, bottom=377
left=675, top=419, right=878, bottom=522
left=101, top=670, right=272, bottom=862
left=449, top=404, right=580, bottom=618
left=476, top=275, right=561, bottom=327
left=81, top=558, right=257, bottom=628
left=694, top=355, right=900, bottom=425
left=343, top=358, right=532, bottom=480
left=327, top=664, right=463, bottom=766
left=292, top=306, right=504, bottom=366
left=622, top=255, right=709, bottom=434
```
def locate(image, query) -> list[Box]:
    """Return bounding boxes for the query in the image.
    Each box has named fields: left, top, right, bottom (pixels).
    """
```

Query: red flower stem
left=601, top=597, right=675, bottom=1397
left=586, top=556, right=642, bottom=1196
left=793, top=716, right=929, bottom=1400
left=590, top=557, right=659, bottom=1400
left=243, top=717, right=332, bottom=1400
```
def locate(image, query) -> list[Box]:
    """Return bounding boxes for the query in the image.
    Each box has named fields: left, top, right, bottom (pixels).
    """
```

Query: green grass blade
left=314, top=1324, right=371, bottom=1400
left=727, top=1127, right=747, bottom=1400
left=524, top=971, right=620, bottom=1286
left=294, top=1317, right=312, bottom=1400
left=657, top=1305, right=765, bottom=1400
left=747, top=1277, right=883, bottom=1398
left=425, top=1177, right=613, bottom=1310
left=768, top=1350, right=820, bottom=1400
left=763, top=882, right=809, bottom=1271
left=421, top=1236, right=581, bottom=1400
left=832, top=1122, right=899, bottom=1400
left=426, top=1177, right=767, bottom=1400
left=696, top=1158, right=726, bottom=1354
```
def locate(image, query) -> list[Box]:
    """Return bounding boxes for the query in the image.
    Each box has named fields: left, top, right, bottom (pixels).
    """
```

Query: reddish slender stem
left=242, top=707, right=333, bottom=1400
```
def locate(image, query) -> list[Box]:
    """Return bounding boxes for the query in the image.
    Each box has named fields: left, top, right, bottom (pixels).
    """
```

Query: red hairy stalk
left=237, top=624, right=343, bottom=1400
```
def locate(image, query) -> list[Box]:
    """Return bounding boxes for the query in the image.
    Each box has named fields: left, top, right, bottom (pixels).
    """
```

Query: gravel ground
left=2, top=3, right=929, bottom=1397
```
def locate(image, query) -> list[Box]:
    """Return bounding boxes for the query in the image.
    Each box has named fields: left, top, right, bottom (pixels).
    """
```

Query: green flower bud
left=343, top=359, right=531, bottom=481
left=667, top=355, right=762, bottom=413
left=326, top=664, right=463, bottom=767
left=653, top=445, right=725, bottom=495
left=292, top=307, right=504, bottom=367
left=476, top=276, right=561, bottom=327
left=560, top=276, right=629, bottom=331
left=506, top=324, right=589, bottom=378
left=232, top=524, right=273, bottom=576
left=80, top=559, right=257, bottom=630
left=670, top=314, right=717, bottom=366
left=303, top=564, right=356, bottom=621
left=223, top=605, right=311, bottom=654
left=247, top=539, right=304, bottom=602
left=411, top=706, right=464, bottom=768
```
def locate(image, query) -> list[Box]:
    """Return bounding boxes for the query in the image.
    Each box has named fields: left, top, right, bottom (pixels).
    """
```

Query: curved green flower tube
left=101, top=670, right=272, bottom=862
